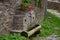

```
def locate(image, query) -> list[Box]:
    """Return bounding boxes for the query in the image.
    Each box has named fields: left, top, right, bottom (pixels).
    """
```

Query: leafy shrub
left=21, top=3, right=29, bottom=10
left=0, top=33, right=27, bottom=40
left=24, top=0, right=32, bottom=3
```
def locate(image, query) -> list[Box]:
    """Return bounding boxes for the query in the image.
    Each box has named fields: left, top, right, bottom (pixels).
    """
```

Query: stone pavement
left=47, top=9, right=60, bottom=18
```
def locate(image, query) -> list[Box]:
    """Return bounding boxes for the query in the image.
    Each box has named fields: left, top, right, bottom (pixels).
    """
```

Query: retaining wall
left=47, top=1, right=60, bottom=10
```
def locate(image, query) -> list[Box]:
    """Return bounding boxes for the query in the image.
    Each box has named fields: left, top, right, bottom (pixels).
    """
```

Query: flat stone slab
left=47, top=9, right=60, bottom=18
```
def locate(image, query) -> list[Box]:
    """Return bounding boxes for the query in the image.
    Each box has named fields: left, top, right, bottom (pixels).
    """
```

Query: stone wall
left=47, top=1, right=60, bottom=10
left=0, top=3, right=15, bottom=35
left=0, top=0, right=23, bottom=35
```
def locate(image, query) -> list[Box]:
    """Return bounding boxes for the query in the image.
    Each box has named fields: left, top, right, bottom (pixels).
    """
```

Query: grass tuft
left=40, top=12, right=60, bottom=37
left=0, top=33, right=28, bottom=40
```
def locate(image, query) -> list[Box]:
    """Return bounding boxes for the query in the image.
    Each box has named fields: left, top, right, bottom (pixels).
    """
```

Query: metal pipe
left=21, top=25, right=41, bottom=37
left=27, top=25, right=41, bottom=37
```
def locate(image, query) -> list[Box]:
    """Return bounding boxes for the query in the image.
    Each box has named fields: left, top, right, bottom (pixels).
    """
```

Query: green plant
left=40, top=12, right=60, bottom=37
left=21, top=3, right=29, bottom=10
left=0, top=33, right=27, bottom=40
left=35, top=0, right=39, bottom=7
left=24, top=0, right=32, bottom=3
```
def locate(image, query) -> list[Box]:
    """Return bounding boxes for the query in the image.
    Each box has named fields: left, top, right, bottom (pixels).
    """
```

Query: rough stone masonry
left=0, top=0, right=21, bottom=34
